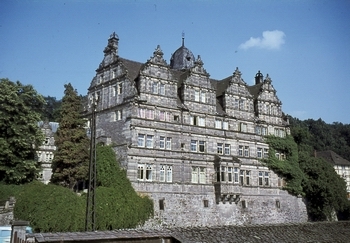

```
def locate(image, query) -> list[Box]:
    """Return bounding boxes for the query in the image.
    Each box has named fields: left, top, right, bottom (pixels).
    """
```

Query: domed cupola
left=170, top=34, right=195, bottom=70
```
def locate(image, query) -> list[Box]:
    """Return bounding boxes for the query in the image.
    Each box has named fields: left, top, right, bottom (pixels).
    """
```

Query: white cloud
left=239, top=30, right=286, bottom=50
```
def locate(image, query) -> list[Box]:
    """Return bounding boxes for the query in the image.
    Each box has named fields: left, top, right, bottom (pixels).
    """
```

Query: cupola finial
left=182, top=31, right=185, bottom=47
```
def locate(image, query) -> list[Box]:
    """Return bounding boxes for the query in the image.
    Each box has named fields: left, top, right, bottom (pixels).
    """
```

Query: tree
left=0, top=78, right=45, bottom=184
left=42, top=96, right=62, bottom=122
left=51, top=83, right=89, bottom=190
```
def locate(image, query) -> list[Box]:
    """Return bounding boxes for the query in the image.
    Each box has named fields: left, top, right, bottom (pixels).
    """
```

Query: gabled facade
left=85, top=33, right=307, bottom=227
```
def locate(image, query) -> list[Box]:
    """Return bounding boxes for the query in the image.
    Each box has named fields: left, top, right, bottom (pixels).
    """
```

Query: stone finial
left=148, top=45, right=167, bottom=65
left=233, top=67, right=242, bottom=78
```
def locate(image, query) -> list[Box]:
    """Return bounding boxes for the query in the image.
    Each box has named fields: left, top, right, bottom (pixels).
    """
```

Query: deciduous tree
left=0, top=78, right=45, bottom=184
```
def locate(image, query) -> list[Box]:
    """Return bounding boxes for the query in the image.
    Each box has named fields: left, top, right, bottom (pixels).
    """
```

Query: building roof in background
left=316, top=150, right=350, bottom=166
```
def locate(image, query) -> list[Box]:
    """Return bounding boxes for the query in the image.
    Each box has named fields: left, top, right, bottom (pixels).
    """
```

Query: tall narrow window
left=159, top=83, right=165, bottom=95
left=159, top=111, right=165, bottom=121
left=159, top=136, right=165, bottom=149
left=199, top=141, right=205, bottom=152
left=224, top=144, right=231, bottom=155
left=191, top=140, right=197, bottom=152
left=200, top=92, right=206, bottom=103
left=240, top=170, right=244, bottom=185
left=265, top=172, right=270, bottom=186
left=192, top=167, right=198, bottom=183
left=220, top=166, right=226, bottom=182
left=152, top=82, right=158, bottom=94
left=244, top=146, right=249, bottom=157
left=199, top=167, right=206, bottom=183
left=215, top=120, right=222, bottom=129
left=160, top=165, right=165, bottom=182
left=198, top=117, right=205, bottom=127
left=217, top=143, right=223, bottom=154
left=138, top=134, right=145, bottom=147
left=146, top=135, right=153, bottom=148
left=138, top=108, right=145, bottom=118
left=166, top=165, right=172, bottom=182
left=234, top=167, right=239, bottom=183
left=194, top=90, right=200, bottom=102
left=166, top=137, right=172, bottom=150
left=259, top=171, right=263, bottom=186
left=246, top=170, right=250, bottom=185
left=117, top=83, right=122, bottom=94
left=239, top=145, right=243, bottom=156
left=223, top=121, right=229, bottom=130
left=146, top=164, right=152, bottom=180
left=257, top=148, right=263, bottom=158
left=227, top=167, right=233, bottom=182
left=159, top=199, right=164, bottom=210
left=240, top=123, right=247, bottom=132
left=264, top=148, right=269, bottom=158
left=137, top=164, right=144, bottom=180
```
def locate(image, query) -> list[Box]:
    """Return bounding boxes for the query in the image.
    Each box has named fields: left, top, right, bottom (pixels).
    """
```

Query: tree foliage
left=50, top=83, right=89, bottom=189
left=94, top=144, right=153, bottom=229
left=264, top=119, right=350, bottom=221
left=0, top=145, right=153, bottom=232
left=41, top=96, right=62, bottom=122
left=0, top=78, right=45, bottom=184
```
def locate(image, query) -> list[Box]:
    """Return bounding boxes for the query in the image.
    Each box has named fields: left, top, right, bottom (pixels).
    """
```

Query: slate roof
left=32, top=221, right=350, bottom=243
left=317, top=150, right=350, bottom=166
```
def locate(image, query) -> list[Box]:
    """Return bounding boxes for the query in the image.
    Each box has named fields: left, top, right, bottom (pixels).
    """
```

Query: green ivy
left=263, top=135, right=304, bottom=196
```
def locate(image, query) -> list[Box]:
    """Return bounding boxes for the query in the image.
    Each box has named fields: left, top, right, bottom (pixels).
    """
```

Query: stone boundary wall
left=0, top=197, right=15, bottom=225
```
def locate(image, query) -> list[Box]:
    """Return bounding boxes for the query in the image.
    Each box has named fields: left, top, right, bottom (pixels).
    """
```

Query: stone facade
left=36, top=121, right=58, bottom=184
left=85, top=33, right=307, bottom=227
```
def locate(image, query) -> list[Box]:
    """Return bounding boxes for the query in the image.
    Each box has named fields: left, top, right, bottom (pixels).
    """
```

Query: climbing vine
left=262, top=135, right=304, bottom=196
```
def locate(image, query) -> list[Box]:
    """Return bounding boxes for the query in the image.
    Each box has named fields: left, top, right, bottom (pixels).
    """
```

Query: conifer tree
left=51, top=83, right=89, bottom=189
left=0, top=78, right=45, bottom=184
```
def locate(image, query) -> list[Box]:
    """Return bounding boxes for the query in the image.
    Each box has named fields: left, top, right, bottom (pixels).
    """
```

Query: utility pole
left=85, top=95, right=98, bottom=231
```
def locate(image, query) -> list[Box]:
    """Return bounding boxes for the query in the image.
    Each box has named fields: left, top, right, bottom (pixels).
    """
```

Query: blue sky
left=1, top=0, right=349, bottom=124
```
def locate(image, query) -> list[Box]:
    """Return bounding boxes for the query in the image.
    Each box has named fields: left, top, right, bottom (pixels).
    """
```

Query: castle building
left=36, top=121, right=58, bottom=184
left=86, top=33, right=307, bottom=226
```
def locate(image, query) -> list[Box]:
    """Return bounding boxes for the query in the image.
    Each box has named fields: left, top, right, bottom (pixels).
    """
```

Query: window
left=195, top=90, right=200, bottom=102
left=160, top=136, right=165, bottom=149
left=199, top=141, right=205, bottom=152
left=241, top=200, right=247, bottom=209
left=259, top=171, right=270, bottom=186
left=224, top=144, right=231, bottom=155
left=244, top=146, right=250, bottom=157
left=191, top=140, right=197, bottom=152
left=166, top=137, right=171, bottom=150
left=167, top=165, right=173, bottom=182
left=240, top=123, right=248, bottom=133
left=223, top=121, right=229, bottom=130
left=146, top=135, right=153, bottom=148
left=239, top=145, right=243, bottom=156
left=276, top=200, right=280, bottom=209
left=113, top=86, right=117, bottom=96
left=227, top=167, right=233, bottom=182
left=194, top=90, right=206, bottom=103
left=220, top=166, right=226, bottom=182
left=137, top=164, right=153, bottom=181
left=152, top=82, right=158, bottom=94
left=159, top=83, right=165, bottom=95
left=115, top=110, right=122, bottom=121
left=240, top=170, right=250, bottom=185
left=215, top=120, right=222, bottom=129
left=174, top=115, right=180, bottom=122
left=190, top=115, right=204, bottom=126
left=264, top=172, right=270, bottom=186
left=217, top=143, right=223, bottom=154
left=160, top=165, right=172, bottom=182
left=234, top=167, right=239, bottom=183
left=159, top=199, right=164, bottom=210
left=257, top=148, right=262, bottom=158
left=138, top=108, right=145, bottom=118
left=233, top=99, right=239, bottom=110
left=159, top=111, right=165, bottom=121
left=192, top=166, right=206, bottom=183
left=239, top=99, right=245, bottom=110
left=112, top=70, right=116, bottom=79
left=145, top=109, right=154, bottom=119
left=264, top=148, right=269, bottom=158
left=198, top=117, right=205, bottom=127
left=138, top=134, right=145, bottom=147
left=203, top=200, right=209, bottom=208
left=117, top=83, right=122, bottom=94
